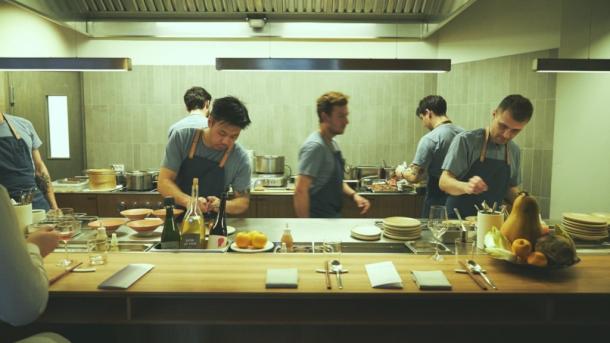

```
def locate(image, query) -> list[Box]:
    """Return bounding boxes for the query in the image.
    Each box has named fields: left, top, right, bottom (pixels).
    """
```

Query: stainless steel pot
left=125, top=170, right=153, bottom=191
left=254, top=155, right=285, bottom=174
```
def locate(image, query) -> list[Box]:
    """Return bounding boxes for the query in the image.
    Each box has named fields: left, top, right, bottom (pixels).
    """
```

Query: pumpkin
left=500, top=192, right=544, bottom=245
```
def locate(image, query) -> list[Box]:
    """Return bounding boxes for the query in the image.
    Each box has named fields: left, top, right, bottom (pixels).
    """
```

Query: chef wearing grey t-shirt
left=159, top=96, right=252, bottom=215
left=294, top=92, right=370, bottom=218
left=439, top=95, right=533, bottom=218
left=395, top=95, right=463, bottom=218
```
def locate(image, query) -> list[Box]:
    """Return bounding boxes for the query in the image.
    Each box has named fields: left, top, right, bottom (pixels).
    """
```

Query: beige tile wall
left=0, top=72, right=7, bottom=111
left=83, top=68, right=434, bottom=172
left=437, top=49, right=557, bottom=217
left=84, top=50, right=556, bottom=216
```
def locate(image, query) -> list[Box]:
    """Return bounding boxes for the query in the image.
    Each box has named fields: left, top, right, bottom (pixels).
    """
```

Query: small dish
left=127, top=218, right=163, bottom=232
left=120, top=208, right=153, bottom=221
left=230, top=241, right=274, bottom=253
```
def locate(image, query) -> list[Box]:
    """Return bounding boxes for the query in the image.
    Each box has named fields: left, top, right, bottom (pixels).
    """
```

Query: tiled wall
left=83, top=49, right=556, bottom=216
left=437, top=49, right=557, bottom=217
left=83, top=69, right=434, bottom=172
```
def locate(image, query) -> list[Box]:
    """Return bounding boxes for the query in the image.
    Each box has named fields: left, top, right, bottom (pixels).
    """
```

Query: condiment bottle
left=281, top=224, right=294, bottom=252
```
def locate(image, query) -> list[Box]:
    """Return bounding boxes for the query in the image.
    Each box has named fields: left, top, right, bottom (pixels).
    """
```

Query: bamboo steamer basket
left=86, top=169, right=117, bottom=190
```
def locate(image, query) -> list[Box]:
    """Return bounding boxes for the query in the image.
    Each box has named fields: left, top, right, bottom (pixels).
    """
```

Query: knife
left=459, top=260, right=487, bottom=290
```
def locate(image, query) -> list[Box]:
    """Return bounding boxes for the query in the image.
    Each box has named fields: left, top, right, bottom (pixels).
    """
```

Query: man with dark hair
left=294, top=91, right=370, bottom=218
left=159, top=96, right=252, bottom=215
left=439, top=94, right=533, bottom=217
left=395, top=95, right=463, bottom=218
left=168, top=86, right=212, bottom=137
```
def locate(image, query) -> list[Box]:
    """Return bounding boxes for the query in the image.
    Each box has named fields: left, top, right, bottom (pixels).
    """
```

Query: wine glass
left=428, top=205, right=449, bottom=262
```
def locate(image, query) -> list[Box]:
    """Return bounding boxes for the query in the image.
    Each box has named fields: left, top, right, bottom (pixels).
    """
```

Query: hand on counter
left=354, top=194, right=371, bottom=215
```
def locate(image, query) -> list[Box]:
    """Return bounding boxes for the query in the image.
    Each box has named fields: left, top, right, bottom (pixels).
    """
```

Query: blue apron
left=309, top=148, right=345, bottom=218
left=446, top=128, right=511, bottom=218
left=0, top=113, right=50, bottom=211
left=176, top=129, right=231, bottom=220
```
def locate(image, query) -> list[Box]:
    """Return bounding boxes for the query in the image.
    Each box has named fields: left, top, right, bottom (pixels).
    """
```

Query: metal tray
left=149, top=242, right=230, bottom=253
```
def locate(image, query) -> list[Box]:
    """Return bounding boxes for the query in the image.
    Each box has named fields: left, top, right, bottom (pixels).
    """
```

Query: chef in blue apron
left=439, top=95, right=533, bottom=218
left=158, top=96, right=252, bottom=216
left=0, top=112, right=57, bottom=211
left=394, top=95, right=463, bottom=218
left=294, top=91, right=370, bottom=218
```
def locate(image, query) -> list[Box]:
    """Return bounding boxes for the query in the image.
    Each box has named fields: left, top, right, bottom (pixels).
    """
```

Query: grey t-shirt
left=0, top=114, right=42, bottom=166
left=167, top=114, right=208, bottom=138
left=412, top=123, right=464, bottom=179
left=442, top=128, right=521, bottom=187
left=298, top=132, right=341, bottom=194
left=161, top=128, right=251, bottom=193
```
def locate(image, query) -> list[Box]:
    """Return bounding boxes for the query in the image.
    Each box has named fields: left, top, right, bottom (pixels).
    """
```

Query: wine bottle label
left=181, top=234, right=201, bottom=249
left=161, top=241, right=180, bottom=249
left=207, top=234, right=227, bottom=249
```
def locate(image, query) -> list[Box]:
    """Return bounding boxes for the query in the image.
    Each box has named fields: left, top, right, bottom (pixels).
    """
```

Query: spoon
left=330, top=260, right=344, bottom=289
left=467, top=260, right=497, bottom=290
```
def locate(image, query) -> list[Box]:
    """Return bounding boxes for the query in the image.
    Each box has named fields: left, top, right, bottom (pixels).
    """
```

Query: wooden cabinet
left=55, top=193, right=98, bottom=215
left=54, top=192, right=424, bottom=218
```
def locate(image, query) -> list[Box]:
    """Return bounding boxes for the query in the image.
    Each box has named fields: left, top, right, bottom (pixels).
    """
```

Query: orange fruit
left=511, top=238, right=532, bottom=263
left=235, top=232, right=251, bottom=249
left=251, top=231, right=268, bottom=249
left=527, top=251, right=548, bottom=267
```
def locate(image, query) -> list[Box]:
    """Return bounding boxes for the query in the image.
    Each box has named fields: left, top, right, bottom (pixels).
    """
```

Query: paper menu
left=365, top=261, right=403, bottom=289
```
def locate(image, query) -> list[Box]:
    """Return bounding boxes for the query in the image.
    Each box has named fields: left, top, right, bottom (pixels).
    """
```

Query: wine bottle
left=181, top=178, right=205, bottom=249
left=207, top=192, right=228, bottom=249
left=160, top=196, right=180, bottom=249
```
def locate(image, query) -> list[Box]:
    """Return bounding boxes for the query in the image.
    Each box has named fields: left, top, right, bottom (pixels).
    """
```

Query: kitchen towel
left=266, top=268, right=298, bottom=288
left=411, top=270, right=452, bottom=290
left=365, top=261, right=403, bottom=289
left=98, top=264, right=154, bottom=290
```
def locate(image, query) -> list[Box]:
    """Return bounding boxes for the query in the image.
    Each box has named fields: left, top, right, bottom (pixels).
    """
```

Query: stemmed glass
left=428, top=205, right=449, bottom=262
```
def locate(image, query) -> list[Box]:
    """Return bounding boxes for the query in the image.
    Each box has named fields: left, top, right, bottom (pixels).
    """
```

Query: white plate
left=227, top=226, right=236, bottom=235
left=230, top=241, right=274, bottom=253
left=351, top=225, right=382, bottom=237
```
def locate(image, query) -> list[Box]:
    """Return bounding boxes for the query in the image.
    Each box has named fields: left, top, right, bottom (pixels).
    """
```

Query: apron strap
left=0, top=112, right=21, bottom=140
left=481, top=127, right=510, bottom=165
left=192, top=128, right=233, bottom=168
left=188, top=129, right=202, bottom=159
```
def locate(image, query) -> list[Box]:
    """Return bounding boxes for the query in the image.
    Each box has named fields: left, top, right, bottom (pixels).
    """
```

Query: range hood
left=7, top=0, right=477, bottom=39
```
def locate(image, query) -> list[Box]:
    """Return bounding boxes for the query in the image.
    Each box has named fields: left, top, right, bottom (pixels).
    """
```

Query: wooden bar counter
left=4, top=252, right=598, bottom=341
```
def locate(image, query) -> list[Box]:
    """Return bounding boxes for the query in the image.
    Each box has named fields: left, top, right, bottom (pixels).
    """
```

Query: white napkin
left=411, top=270, right=452, bottom=290
left=265, top=268, right=298, bottom=289
left=365, top=261, right=403, bottom=289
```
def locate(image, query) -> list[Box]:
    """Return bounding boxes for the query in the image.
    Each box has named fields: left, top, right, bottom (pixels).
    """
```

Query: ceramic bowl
left=152, top=208, right=185, bottom=221
left=127, top=218, right=163, bottom=232
left=88, top=218, right=128, bottom=232
left=120, top=208, right=153, bottom=221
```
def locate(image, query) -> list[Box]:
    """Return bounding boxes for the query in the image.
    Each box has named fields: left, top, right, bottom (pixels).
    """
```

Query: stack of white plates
left=381, top=217, right=422, bottom=241
left=562, top=212, right=609, bottom=241
left=351, top=225, right=382, bottom=241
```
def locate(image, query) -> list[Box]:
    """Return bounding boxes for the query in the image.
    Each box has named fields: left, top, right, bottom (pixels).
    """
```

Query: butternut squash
left=500, top=192, right=544, bottom=245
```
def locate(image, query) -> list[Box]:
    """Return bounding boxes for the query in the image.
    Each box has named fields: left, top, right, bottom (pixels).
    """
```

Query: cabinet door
left=256, top=195, right=296, bottom=218
left=230, top=195, right=257, bottom=218
left=97, top=194, right=164, bottom=217
left=55, top=193, right=98, bottom=215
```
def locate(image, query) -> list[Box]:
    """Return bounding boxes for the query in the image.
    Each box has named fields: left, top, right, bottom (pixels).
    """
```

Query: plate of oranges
left=231, top=230, right=274, bottom=253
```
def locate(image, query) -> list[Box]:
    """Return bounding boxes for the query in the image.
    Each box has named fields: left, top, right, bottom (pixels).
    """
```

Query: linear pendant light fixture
left=0, top=57, right=132, bottom=71
left=216, top=58, right=451, bottom=73
left=533, top=58, right=610, bottom=73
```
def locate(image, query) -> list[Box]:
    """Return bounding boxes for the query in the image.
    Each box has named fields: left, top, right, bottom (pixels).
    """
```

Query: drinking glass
left=428, top=205, right=449, bottom=261
left=55, top=239, right=72, bottom=267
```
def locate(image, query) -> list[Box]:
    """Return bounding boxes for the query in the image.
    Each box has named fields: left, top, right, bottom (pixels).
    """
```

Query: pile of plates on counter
left=351, top=225, right=382, bottom=241
left=562, top=212, right=609, bottom=241
left=381, top=216, right=422, bottom=241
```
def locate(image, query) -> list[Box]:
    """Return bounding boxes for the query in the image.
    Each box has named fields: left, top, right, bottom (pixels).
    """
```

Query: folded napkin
left=365, top=261, right=403, bottom=289
left=98, top=264, right=154, bottom=290
left=265, top=268, right=298, bottom=289
left=411, top=270, right=452, bottom=290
